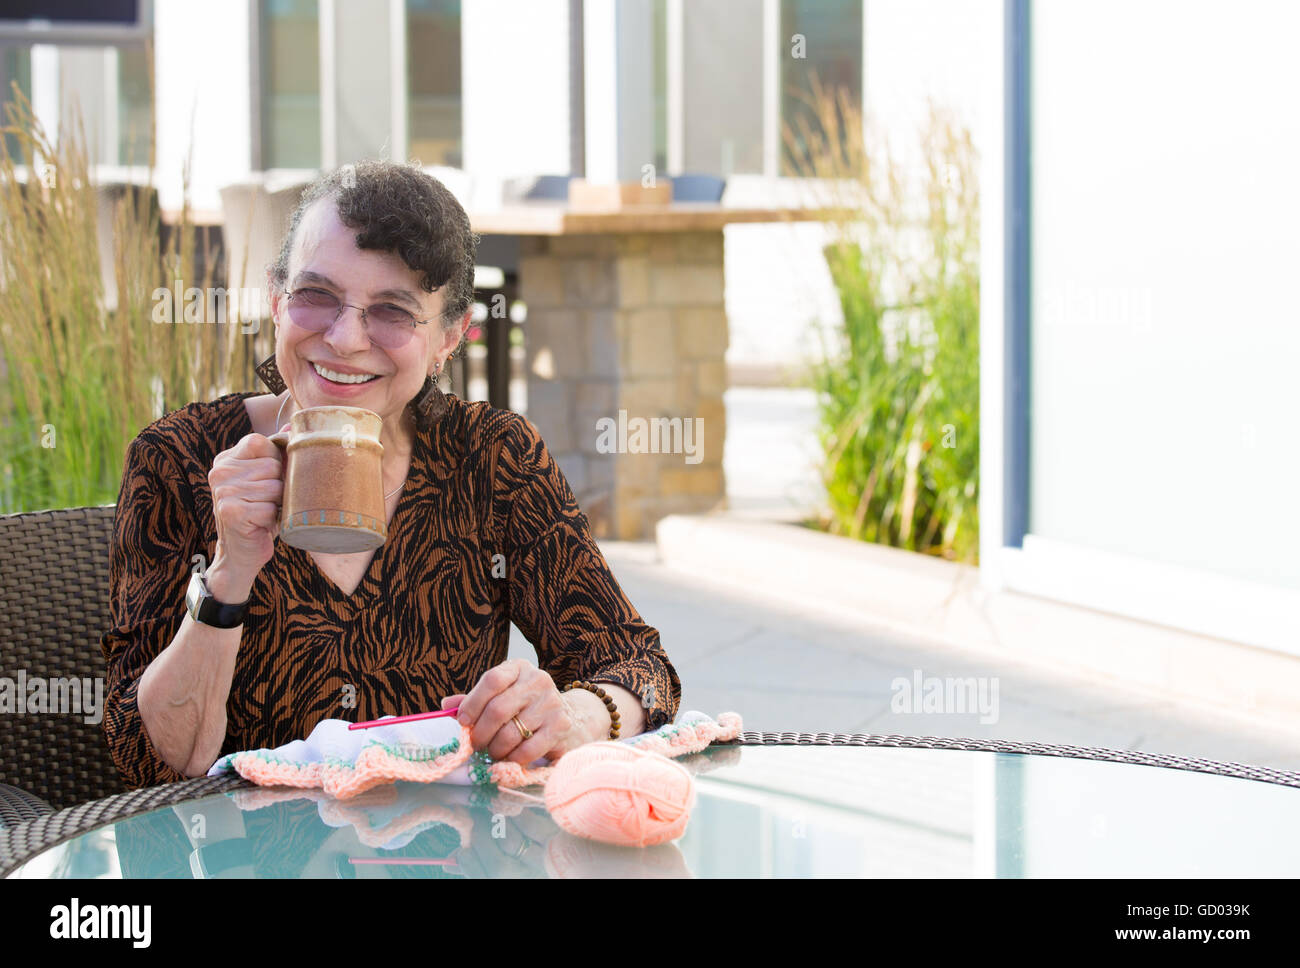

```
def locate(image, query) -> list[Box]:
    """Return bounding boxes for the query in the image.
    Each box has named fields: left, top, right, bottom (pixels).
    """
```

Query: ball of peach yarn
left=544, top=742, right=696, bottom=848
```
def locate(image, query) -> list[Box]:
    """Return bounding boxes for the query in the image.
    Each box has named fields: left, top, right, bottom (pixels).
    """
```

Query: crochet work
left=208, top=711, right=742, bottom=800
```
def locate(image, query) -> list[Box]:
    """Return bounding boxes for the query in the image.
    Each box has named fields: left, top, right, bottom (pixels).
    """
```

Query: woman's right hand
left=205, top=429, right=288, bottom=600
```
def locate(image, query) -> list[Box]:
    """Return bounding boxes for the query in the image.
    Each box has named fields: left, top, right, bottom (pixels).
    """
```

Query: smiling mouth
left=313, top=362, right=380, bottom=384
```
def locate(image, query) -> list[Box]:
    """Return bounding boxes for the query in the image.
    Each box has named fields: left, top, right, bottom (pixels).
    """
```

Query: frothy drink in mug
left=269, top=406, right=388, bottom=553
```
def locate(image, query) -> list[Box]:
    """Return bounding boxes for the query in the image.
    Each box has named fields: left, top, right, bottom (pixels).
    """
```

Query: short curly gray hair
left=270, top=161, right=479, bottom=330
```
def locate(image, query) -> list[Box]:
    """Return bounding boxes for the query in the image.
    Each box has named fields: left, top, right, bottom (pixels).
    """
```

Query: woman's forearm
left=135, top=560, right=250, bottom=777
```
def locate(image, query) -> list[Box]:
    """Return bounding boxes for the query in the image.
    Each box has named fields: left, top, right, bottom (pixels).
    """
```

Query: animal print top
left=101, top=392, right=681, bottom=789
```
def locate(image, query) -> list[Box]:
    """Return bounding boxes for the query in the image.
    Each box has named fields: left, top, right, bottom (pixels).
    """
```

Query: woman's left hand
left=440, top=660, right=591, bottom=765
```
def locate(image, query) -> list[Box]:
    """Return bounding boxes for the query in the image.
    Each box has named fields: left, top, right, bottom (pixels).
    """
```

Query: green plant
left=0, top=85, right=246, bottom=513
left=787, top=78, right=980, bottom=561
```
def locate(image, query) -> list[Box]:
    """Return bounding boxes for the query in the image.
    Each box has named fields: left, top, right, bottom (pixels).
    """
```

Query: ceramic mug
left=268, top=406, right=387, bottom=553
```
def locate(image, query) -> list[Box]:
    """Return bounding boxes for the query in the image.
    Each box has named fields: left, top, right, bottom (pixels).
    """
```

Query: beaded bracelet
left=563, top=680, right=621, bottom=740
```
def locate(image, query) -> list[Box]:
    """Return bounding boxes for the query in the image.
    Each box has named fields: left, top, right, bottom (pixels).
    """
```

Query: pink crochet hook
left=348, top=707, right=461, bottom=731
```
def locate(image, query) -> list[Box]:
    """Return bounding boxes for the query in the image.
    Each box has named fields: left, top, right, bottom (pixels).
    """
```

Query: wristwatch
left=185, top=571, right=249, bottom=629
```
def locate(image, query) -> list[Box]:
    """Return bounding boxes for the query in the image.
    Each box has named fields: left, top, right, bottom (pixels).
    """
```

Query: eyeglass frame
left=280, top=286, right=441, bottom=343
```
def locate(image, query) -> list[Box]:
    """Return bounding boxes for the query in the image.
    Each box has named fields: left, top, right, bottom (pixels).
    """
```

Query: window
left=681, top=0, right=764, bottom=176
left=261, top=0, right=320, bottom=169
left=779, top=0, right=862, bottom=175
left=406, top=0, right=460, bottom=167
left=116, top=42, right=151, bottom=165
left=0, top=46, right=32, bottom=161
left=651, top=0, right=666, bottom=175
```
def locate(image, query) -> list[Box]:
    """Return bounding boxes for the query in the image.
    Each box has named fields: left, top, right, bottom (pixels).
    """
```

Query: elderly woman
left=102, top=161, right=680, bottom=788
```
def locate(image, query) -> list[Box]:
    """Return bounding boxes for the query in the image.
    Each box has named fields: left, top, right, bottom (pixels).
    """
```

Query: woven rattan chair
left=0, top=505, right=125, bottom=811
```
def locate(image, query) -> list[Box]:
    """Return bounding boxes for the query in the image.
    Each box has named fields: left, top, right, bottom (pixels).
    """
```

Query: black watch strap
left=186, top=572, right=249, bottom=629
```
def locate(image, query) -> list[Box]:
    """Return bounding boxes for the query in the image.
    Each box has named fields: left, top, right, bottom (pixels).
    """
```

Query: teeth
left=314, top=363, right=378, bottom=384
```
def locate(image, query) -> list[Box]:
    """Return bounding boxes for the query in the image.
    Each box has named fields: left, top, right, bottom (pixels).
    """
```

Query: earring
left=411, top=362, right=449, bottom=431
left=255, top=354, right=287, bottom=395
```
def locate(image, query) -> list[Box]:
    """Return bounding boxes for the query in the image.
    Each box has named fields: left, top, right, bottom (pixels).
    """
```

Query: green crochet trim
left=468, top=752, right=496, bottom=786
left=227, top=751, right=314, bottom=770
left=372, top=737, right=461, bottom=762
left=631, top=722, right=687, bottom=745
left=632, top=714, right=715, bottom=744
left=314, top=737, right=464, bottom=770
left=219, top=734, right=464, bottom=776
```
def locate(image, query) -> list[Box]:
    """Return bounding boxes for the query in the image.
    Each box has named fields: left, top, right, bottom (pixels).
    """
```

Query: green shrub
left=790, top=81, right=980, bottom=560
left=0, top=87, right=239, bottom=513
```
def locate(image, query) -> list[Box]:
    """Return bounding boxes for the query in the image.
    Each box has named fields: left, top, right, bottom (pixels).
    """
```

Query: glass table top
left=10, top=744, right=1300, bottom=878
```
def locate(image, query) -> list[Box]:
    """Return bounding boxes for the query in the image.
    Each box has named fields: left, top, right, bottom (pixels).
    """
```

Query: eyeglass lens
left=286, top=288, right=419, bottom=348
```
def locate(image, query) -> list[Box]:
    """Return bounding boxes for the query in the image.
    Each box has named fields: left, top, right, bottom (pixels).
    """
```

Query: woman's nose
left=323, top=303, right=372, bottom=354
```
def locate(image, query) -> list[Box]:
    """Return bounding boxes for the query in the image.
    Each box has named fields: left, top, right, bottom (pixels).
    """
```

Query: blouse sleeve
left=496, top=416, right=681, bottom=732
left=99, top=432, right=203, bottom=789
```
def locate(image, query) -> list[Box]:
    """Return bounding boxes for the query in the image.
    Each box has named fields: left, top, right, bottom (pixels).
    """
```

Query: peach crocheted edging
left=486, top=711, right=743, bottom=789
left=222, top=713, right=742, bottom=794
left=626, top=711, right=743, bottom=758
left=223, top=727, right=474, bottom=799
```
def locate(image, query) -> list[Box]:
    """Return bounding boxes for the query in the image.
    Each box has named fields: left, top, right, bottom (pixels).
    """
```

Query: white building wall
left=990, top=0, right=1300, bottom=655
left=1028, top=0, right=1300, bottom=592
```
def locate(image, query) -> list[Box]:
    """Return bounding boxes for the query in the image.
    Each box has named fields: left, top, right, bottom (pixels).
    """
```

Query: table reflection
left=91, top=746, right=740, bottom=879
left=13, top=744, right=1300, bottom=878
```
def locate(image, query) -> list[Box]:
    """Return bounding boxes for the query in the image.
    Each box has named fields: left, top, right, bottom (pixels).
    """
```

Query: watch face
left=185, top=572, right=206, bottom=620
left=184, top=570, right=246, bottom=628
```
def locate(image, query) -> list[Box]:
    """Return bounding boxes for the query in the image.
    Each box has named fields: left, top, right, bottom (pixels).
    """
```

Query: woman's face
left=268, top=196, right=464, bottom=429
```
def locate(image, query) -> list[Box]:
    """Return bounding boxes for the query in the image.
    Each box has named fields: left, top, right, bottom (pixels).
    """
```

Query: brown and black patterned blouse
left=101, top=391, right=681, bottom=789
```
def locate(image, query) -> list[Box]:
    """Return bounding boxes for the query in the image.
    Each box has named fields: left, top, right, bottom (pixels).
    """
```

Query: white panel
left=462, top=0, right=570, bottom=181
left=582, top=0, right=618, bottom=182
left=319, top=0, right=337, bottom=169
left=681, top=0, right=763, bottom=176
left=332, top=0, right=394, bottom=162
left=389, top=0, right=407, bottom=162
left=615, top=0, right=655, bottom=182
left=863, top=0, right=989, bottom=164
left=666, top=0, right=683, bottom=172
left=976, top=0, right=1006, bottom=586
left=30, top=44, right=60, bottom=149
left=153, top=0, right=253, bottom=211
left=1001, top=537, right=1300, bottom=657
left=57, top=47, right=112, bottom=165
left=1030, top=1, right=1300, bottom=592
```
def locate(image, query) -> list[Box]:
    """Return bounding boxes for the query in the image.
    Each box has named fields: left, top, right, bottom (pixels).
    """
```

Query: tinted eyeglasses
left=283, top=287, right=434, bottom=349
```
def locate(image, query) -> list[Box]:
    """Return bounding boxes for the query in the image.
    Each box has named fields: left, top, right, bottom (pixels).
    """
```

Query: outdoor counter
left=472, top=203, right=815, bottom=540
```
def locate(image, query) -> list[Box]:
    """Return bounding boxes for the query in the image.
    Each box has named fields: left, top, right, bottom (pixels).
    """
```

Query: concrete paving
left=566, top=543, right=1300, bottom=774
left=509, top=385, right=1300, bottom=774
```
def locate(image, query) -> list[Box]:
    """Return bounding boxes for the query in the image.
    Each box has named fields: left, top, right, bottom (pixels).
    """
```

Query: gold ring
left=512, top=716, right=533, bottom=740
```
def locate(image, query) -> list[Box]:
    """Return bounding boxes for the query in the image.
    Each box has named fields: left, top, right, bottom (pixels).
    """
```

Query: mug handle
left=268, top=431, right=290, bottom=525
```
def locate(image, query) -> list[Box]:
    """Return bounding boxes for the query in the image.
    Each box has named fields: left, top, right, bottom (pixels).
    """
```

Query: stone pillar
left=519, top=230, right=728, bottom=539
